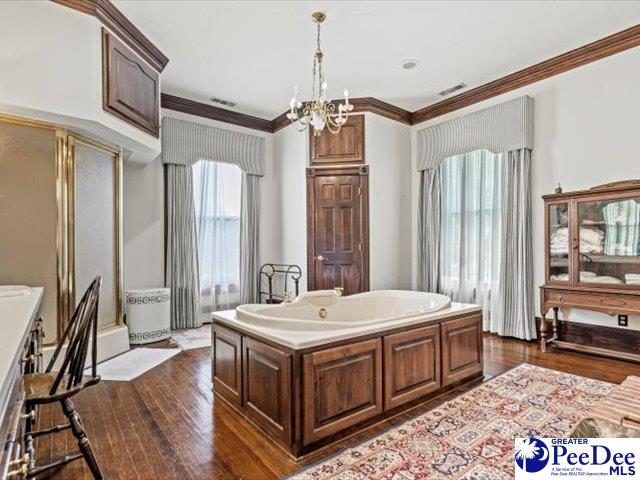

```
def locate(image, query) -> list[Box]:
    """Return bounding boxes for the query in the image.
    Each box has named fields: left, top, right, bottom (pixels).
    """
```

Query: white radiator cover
left=125, top=288, right=171, bottom=344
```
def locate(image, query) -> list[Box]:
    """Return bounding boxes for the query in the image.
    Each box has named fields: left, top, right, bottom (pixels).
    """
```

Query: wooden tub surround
left=211, top=310, right=483, bottom=458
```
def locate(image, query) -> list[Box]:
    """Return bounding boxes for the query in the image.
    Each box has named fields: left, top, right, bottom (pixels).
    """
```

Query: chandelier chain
left=286, top=11, right=352, bottom=136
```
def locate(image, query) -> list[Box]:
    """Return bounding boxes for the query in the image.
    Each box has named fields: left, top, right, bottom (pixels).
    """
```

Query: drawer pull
left=21, top=411, right=36, bottom=421
left=8, top=454, right=29, bottom=468
left=557, top=296, right=564, bottom=303
left=6, top=464, right=28, bottom=478
left=20, top=354, right=35, bottom=364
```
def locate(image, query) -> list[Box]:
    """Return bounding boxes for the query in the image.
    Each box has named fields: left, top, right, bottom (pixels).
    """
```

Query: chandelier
left=286, top=11, right=353, bottom=136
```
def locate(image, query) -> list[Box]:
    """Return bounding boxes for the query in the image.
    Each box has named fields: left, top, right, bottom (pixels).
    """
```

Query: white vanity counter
left=0, top=288, right=43, bottom=388
left=0, top=287, right=43, bottom=434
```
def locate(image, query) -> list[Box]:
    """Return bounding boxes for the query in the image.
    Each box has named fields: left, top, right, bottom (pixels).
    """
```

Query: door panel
left=72, top=139, right=120, bottom=330
left=307, top=166, right=369, bottom=295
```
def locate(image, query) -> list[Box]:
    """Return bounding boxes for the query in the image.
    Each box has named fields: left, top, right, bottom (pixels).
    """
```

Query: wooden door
left=306, top=166, right=369, bottom=294
left=383, top=324, right=440, bottom=411
left=302, top=338, right=382, bottom=446
left=441, top=315, right=484, bottom=386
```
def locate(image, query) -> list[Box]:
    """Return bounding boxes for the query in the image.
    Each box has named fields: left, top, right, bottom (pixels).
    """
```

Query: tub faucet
left=283, top=292, right=293, bottom=303
left=334, top=287, right=344, bottom=297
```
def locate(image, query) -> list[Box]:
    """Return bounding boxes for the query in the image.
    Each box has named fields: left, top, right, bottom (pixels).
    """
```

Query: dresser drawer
left=544, top=289, right=640, bottom=315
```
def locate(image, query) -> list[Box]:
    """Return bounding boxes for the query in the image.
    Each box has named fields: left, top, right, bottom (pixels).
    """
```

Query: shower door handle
left=315, top=255, right=327, bottom=262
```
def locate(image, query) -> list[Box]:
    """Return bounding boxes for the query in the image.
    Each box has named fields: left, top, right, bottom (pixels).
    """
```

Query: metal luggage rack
left=258, top=263, right=302, bottom=304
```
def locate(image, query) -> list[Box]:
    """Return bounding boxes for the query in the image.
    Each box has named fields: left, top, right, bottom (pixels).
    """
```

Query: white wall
left=272, top=124, right=308, bottom=290
left=0, top=1, right=160, bottom=163
left=366, top=114, right=412, bottom=290
left=272, top=113, right=412, bottom=293
left=411, top=46, right=640, bottom=328
left=123, top=158, right=165, bottom=289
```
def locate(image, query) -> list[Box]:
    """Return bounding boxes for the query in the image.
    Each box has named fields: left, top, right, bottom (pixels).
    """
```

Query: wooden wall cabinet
left=102, top=28, right=160, bottom=137
left=302, top=339, right=382, bottom=446
left=383, top=324, right=440, bottom=410
left=212, top=324, right=242, bottom=407
left=541, top=180, right=640, bottom=362
left=242, top=337, right=292, bottom=446
left=441, top=315, right=483, bottom=386
left=309, top=114, right=364, bottom=165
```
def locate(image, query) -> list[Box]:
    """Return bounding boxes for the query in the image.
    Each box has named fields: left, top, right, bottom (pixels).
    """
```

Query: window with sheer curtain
left=193, top=160, right=242, bottom=317
left=439, top=149, right=502, bottom=320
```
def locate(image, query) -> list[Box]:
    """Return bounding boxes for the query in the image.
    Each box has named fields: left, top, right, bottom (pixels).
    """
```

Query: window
left=439, top=149, right=501, bottom=312
left=193, top=160, right=242, bottom=314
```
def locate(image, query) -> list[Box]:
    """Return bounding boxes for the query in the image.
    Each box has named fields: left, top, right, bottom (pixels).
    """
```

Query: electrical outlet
left=618, top=314, right=628, bottom=327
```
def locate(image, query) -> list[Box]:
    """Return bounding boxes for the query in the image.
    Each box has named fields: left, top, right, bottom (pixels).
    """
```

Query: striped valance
left=417, top=95, right=534, bottom=171
left=161, top=117, right=265, bottom=176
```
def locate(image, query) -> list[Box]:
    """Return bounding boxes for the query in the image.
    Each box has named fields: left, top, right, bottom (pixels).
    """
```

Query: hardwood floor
left=40, top=334, right=639, bottom=479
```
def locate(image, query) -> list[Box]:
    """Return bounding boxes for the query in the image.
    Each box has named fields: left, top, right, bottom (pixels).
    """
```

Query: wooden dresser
left=0, top=288, right=43, bottom=480
left=540, top=180, right=640, bottom=362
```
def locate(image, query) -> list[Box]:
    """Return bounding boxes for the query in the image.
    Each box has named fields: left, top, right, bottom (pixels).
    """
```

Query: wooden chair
left=23, top=276, right=103, bottom=479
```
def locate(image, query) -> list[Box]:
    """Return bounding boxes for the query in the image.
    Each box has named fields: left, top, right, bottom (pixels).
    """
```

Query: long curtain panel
left=165, top=164, right=201, bottom=330
left=439, top=149, right=502, bottom=322
left=417, top=169, right=440, bottom=292
left=239, top=174, right=261, bottom=304
left=193, top=161, right=242, bottom=320
left=493, top=149, right=536, bottom=340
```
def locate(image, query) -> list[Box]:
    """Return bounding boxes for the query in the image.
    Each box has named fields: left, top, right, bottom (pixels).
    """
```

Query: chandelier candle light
left=287, top=11, right=353, bottom=135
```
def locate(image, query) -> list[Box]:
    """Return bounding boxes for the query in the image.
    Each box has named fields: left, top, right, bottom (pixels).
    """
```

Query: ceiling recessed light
left=401, top=59, right=419, bottom=70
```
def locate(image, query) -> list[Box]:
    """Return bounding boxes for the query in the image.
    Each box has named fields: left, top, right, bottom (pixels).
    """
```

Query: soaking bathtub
left=211, top=290, right=483, bottom=457
left=214, top=289, right=479, bottom=349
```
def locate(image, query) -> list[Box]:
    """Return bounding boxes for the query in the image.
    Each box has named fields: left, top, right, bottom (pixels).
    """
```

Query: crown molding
left=52, top=0, right=169, bottom=72
left=161, top=94, right=274, bottom=133
left=411, top=23, right=640, bottom=125
left=163, top=23, right=640, bottom=133
left=272, top=97, right=411, bottom=133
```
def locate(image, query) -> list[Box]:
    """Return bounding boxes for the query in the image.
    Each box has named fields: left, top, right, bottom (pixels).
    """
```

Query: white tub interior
left=235, top=290, right=452, bottom=331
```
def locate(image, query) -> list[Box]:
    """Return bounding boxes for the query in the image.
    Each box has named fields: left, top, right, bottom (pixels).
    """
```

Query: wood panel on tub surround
left=211, top=309, right=484, bottom=458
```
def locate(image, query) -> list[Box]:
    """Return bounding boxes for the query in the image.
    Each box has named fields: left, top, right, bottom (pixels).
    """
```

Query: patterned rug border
left=286, top=363, right=615, bottom=479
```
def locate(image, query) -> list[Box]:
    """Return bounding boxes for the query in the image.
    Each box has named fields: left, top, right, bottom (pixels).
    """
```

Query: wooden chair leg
left=61, top=399, right=103, bottom=480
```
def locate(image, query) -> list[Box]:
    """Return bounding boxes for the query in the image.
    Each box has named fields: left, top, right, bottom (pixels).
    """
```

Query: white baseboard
left=43, top=324, right=130, bottom=369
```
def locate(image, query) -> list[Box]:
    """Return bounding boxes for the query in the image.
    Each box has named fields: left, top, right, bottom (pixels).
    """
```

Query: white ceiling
left=115, top=1, right=640, bottom=118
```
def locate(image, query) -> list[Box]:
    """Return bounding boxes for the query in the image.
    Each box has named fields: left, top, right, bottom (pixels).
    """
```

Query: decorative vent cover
left=210, top=97, right=237, bottom=107
left=438, top=83, right=467, bottom=96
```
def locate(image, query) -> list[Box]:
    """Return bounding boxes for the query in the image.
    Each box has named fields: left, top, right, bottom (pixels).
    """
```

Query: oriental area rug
left=290, top=363, right=614, bottom=479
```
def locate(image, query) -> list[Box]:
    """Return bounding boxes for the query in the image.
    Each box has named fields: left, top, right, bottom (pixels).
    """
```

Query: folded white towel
left=587, top=275, right=623, bottom=284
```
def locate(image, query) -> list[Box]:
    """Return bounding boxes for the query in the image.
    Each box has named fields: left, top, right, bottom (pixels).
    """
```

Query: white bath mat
left=169, top=324, right=211, bottom=350
left=92, top=348, right=180, bottom=381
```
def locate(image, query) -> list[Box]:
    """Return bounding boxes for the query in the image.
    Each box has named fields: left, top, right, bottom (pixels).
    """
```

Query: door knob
left=315, top=255, right=326, bottom=262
